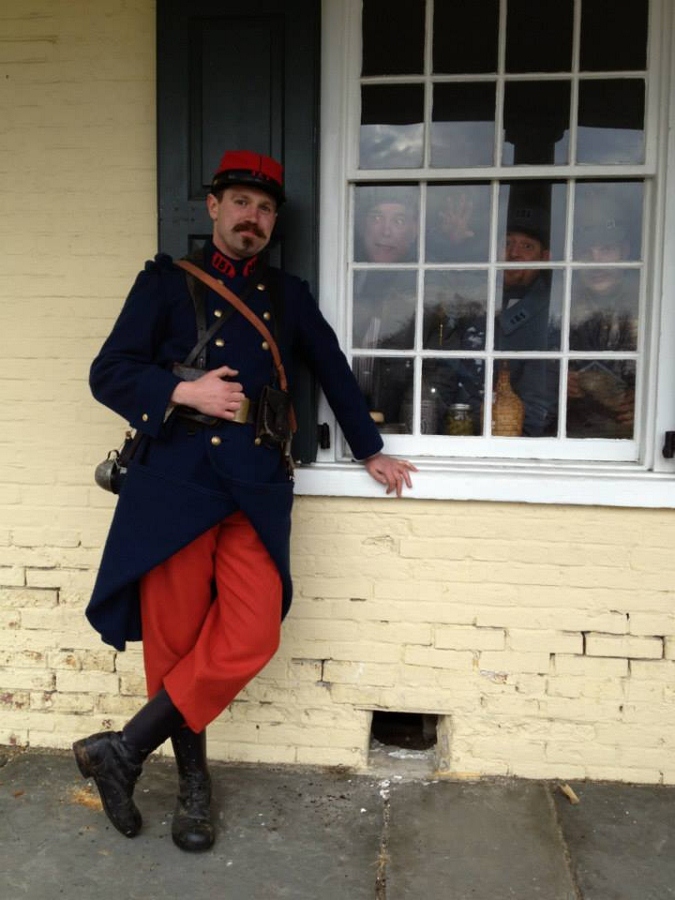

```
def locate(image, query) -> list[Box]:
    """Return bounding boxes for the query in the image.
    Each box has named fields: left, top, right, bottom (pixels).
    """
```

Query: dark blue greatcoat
left=87, top=242, right=383, bottom=651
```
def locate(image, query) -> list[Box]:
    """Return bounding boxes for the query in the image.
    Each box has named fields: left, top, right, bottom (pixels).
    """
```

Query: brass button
left=210, top=436, right=221, bottom=446
left=215, top=338, right=225, bottom=347
left=256, top=283, right=265, bottom=291
left=214, top=309, right=223, bottom=318
left=141, top=413, right=149, bottom=422
left=254, top=437, right=262, bottom=446
left=263, top=311, right=271, bottom=321
left=261, top=341, right=269, bottom=351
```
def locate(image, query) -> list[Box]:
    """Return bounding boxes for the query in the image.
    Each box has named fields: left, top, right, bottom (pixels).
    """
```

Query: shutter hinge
left=318, top=423, right=330, bottom=449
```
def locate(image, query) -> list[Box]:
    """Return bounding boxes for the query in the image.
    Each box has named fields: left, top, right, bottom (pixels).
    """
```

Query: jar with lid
left=445, top=403, right=473, bottom=435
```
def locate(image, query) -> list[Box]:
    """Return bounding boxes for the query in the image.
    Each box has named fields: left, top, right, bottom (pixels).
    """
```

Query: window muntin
left=348, top=0, right=650, bottom=461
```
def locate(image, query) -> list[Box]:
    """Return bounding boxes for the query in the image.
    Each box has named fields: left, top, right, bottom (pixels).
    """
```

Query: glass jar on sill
left=445, top=403, right=473, bottom=435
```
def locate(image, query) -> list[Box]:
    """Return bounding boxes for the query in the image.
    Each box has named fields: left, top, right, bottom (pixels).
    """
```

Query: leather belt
left=176, top=395, right=257, bottom=428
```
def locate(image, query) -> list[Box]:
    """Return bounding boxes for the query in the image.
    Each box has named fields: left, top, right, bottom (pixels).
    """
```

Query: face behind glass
left=363, top=201, right=418, bottom=263
left=503, top=230, right=549, bottom=289
left=578, top=240, right=628, bottom=295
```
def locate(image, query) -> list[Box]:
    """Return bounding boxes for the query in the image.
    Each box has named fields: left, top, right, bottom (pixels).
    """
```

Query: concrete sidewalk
left=1, top=748, right=674, bottom=899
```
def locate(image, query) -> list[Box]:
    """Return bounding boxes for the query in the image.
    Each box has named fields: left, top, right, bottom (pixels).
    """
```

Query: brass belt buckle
left=232, top=395, right=250, bottom=425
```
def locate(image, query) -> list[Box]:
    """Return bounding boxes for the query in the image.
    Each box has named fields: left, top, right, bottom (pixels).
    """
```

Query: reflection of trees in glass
left=572, top=311, right=636, bottom=353
left=423, top=295, right=486, bottom=350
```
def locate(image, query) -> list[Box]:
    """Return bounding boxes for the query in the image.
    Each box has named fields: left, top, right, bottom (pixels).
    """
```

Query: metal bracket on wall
left=318, top=423, right=330, bottom=449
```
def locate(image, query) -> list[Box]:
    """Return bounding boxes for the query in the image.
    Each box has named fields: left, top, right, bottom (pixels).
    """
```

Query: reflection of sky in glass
left=577, top=128, right=644, bottom=165
left=431, top=122, right=495, bottom=168
left=359, top=123, right=424, bottom=169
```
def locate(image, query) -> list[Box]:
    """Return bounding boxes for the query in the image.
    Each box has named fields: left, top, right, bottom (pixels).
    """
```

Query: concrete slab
left=385, top=779, right=577, bottom=899
left=554, top=781, right=675, bottom=900
left=6, top=749, right=675, bottom=900
left=0, top=750, right=383, bottom=900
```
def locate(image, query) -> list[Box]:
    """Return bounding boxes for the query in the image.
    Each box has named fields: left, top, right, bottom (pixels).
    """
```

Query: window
left=301, top=0, right=675, bottom=506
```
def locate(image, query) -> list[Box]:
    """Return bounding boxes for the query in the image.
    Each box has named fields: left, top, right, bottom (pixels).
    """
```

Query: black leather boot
left=73, top=689, right=184, bottom=838
left=72, top=731, right=144, bottom=837
left=171, top=728, right=215, bottom=852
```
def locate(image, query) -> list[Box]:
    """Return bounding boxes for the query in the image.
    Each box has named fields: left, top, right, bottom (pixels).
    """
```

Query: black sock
left=122, top=688, right=184, bottom=758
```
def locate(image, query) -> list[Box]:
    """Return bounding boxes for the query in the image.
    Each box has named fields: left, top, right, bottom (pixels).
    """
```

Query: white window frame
left=294, top=0, right=675, bottom=508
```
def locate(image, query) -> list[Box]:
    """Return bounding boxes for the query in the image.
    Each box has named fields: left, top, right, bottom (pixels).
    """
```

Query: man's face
left=503, top=230, right=549, bottom=290
left=207, top=186, right=277, bottom=259
left=578, top=240, right=627, bottom=295
left=363, top=202, right=418, bottom=263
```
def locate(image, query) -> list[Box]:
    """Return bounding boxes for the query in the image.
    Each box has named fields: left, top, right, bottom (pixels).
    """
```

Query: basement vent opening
left=370, top=711, right=437, bottom=752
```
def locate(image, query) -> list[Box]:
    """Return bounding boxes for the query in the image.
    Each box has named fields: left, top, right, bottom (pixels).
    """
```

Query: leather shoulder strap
left=175, top=258, right=289, bottom=392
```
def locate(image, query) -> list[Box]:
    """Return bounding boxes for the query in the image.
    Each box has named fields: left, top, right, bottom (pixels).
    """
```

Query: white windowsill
left=294, top=458, right=675, bottom=508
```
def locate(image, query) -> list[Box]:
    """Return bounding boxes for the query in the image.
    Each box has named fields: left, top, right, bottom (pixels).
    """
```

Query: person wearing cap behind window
left=427, top=204, right=557, bottom=436
left=73, top=150, right=416, bottom=852
left=494, top=206, right=557, bottom=436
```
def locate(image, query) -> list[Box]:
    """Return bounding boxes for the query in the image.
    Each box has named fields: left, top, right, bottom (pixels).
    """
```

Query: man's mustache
left=234, top=222, right=265, bottom=238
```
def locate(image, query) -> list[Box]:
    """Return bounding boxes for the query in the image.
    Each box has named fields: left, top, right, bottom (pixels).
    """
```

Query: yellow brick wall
left=1, top=0, right=675, bottom=784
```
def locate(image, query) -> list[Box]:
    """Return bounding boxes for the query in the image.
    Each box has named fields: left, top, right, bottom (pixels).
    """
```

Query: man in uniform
left=494, top=206, right=557, bottom=436
left=73, top=151, right=415, bottom=851
left=425, top=205, right=557, bottom=436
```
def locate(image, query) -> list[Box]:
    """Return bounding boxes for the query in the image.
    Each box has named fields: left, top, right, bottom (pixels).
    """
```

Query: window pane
left=580, top=0, right=648, bottom=72
left=503, top=81, right=571, bottom=165
left=423, top=270, right=488, bottom=350
left=577, top=79, right=645, bottom=164
left=352, top=357, right=414, bottom=431
left=497, top=180, right=567, bottom=261
left=362, top=0, right=425, bottom=76
left=567, top=360, right=636, bottom=439
left=505, top=0, right=573, bottom=73
left=433, top=0, right=499, bottom=74
left=354, top=184, right=420, bottom=263
left=573, top=181, right=644, bottom=262
left=431, top=83, right=496, bottom=167
left=496, top=269, right=564, bottom=352
left=492, top=359, right=560, bottom=437
left=352, top=270, right=417, bottom=350
left=425, top=183, right=492, bottom=262
left=424, top=358, right=486, bottom=435
left=570, top=269, right=640, bottom=352
left=360, top=84, right=424, bottom=169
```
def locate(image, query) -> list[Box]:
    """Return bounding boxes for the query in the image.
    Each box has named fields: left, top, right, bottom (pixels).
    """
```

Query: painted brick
left=553, top=655, right=629, bottom=677
left=586, top=634, right=663, bottom=659
left=404, top=646, right=475, bottom=671
left=56, top=671, right=119, bottom=694
left=629, top=613, right=675, bottom=636
left=508, top=629, right=583, bottom=654
left=435, top=625, right=505, bottom=651
left=479, top=651, right=551, bottom=675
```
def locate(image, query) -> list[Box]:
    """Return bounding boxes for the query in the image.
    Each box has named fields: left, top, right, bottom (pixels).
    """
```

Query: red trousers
left=140, top=511, right=282, bottom=733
